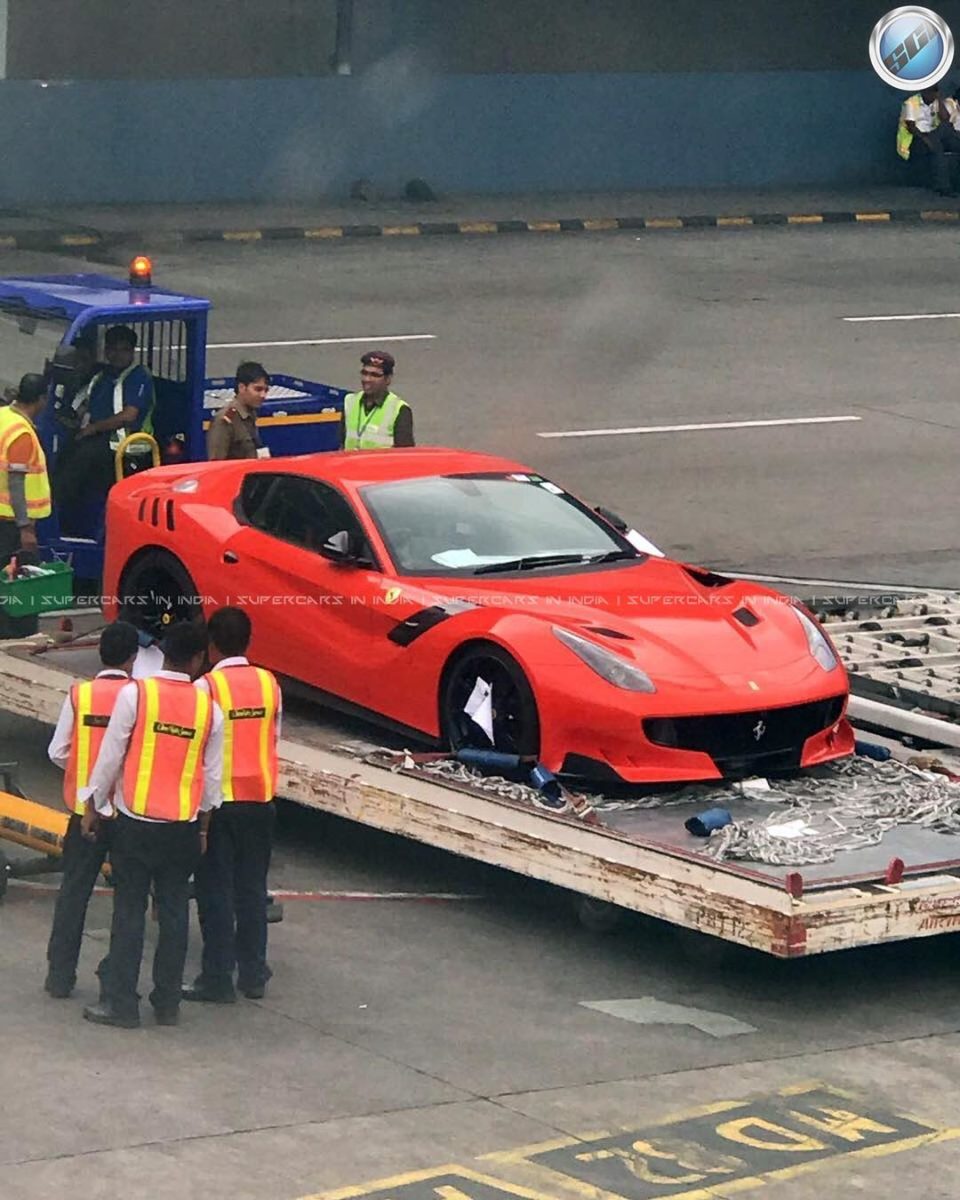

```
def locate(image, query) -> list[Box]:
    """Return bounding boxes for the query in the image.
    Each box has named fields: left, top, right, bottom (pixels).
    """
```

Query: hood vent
left=585, top=626, right=633, bottom=640
left=684, top=566, right=732, bottom=589
left=733, top=607, right=760, bottom=627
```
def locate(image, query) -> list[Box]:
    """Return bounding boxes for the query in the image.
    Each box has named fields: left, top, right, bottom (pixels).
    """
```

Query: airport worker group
left=44, top=608, right=282, bottom=1029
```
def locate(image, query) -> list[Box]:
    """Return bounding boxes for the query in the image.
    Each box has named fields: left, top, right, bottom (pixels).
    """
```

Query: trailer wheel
left=440, top=643, right=540, bottom=758
left=117, top=550, right=202, bottom=639
left=575, top=896, right=622, bottom=933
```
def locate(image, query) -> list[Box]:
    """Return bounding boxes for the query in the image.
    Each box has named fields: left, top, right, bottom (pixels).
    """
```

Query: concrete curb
left=3, top=206, right=960, bottom=251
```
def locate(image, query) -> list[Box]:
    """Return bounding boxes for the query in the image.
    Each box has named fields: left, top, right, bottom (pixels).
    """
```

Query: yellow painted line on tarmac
left=855, top=211, right=891, bottom=222
left=645, top=216, right=684, bottom=229
left=304, top=227, right=345, bottom=239
left=921, top=209, right=960, bottom=220
left=583, top=218, right=619, bottom=231
left=59, top=234, right=99, bottom=246
left=458, top=221, right=498, bottom=234
left=300, top=1164, right=559, bottom=1200
left=222, top=230, right=263, bottom=242
left=717, top=216, right=754, bottom=227
left=527, top=220, right=562, bottom=232
left=787, top=213, right=824, bottom=224
left=0, top=236, right=16, bottom=248
left=382, top=225, right=421, bottom=236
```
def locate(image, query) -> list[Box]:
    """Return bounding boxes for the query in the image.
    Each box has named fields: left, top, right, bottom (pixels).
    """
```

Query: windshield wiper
left=585, top=550, right=644, bottom=564
left=473, top=553, right=596, bottom=576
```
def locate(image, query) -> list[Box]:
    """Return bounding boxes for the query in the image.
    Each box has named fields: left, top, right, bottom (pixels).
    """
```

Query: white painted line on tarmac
left=843, top=312, right=960, bottom=322
left=733, top=572, right=958, bottom=594
left=537, top=415, right=861, bottom=439
left=8, top=879, right=482, bottom=901
left=207, top=334, right=436, bottom=349
left=580, top=997, right=757, bottom=1037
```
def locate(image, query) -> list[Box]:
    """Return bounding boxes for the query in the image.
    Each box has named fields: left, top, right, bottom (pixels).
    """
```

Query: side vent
left=137, top=499, right=147, bottom=522
left=151, top=498, right=161, bottom=526
left=585, top=626, right=632, bottom=640
left=165, top=500, right=176, bottom=531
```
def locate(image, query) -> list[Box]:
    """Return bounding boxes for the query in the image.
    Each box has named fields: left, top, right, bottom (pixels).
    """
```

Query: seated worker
left=341, top=351, right=414, bottom=449
left=54, top=326, right=154, bottom=532
left=52, top=335, right=101, bottom=435
left=897, top=84, right=960, bottom=194
left=207, top=361, right=271, bottom=460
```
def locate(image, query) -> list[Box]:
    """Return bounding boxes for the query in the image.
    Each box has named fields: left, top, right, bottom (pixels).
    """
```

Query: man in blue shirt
left=55, top=326, right=154, bottom=532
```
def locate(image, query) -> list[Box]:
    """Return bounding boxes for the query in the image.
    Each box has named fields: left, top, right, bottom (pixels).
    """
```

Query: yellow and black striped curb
left=4, top=207, right=960, bottom=251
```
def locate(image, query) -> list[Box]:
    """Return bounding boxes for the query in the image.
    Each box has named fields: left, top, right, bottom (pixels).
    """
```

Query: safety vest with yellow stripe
left=63, top=675, right=128, bottom=815
left=72, top=364, right=154, bottom=450
left=0, top=405, right=51, bottom=521
left=343, top=391, right=407, bottom=450
left=122, top=678, right=213, bottom=822
left=204, top=664, right=279, bottom=803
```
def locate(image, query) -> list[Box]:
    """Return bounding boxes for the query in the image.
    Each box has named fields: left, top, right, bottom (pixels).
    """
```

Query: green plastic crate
left=0, top=560, right=74, bottom=619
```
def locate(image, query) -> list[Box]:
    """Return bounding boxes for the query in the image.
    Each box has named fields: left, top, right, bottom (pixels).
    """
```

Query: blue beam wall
left=0, top=69, right=903, bottom=206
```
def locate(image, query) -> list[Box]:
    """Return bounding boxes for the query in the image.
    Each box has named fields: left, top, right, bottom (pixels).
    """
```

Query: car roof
left=260, top=447, right=532, bottom=486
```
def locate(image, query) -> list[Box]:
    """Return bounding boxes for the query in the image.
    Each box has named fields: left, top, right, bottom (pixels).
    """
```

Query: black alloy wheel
left=117, top=549, right=202, bottom=639
left=441, top=643, right=540, bottom=758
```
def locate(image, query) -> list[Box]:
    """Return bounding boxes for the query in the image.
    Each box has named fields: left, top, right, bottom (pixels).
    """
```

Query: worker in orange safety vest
left=79, top=621, right=223, bottom=1028
left=45, top=621, right=140, bottom=999
left=184, top=606, right=281, bottom=1004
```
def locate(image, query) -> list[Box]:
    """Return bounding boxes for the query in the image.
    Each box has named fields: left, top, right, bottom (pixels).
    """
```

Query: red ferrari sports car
left=103, top=448, right=853, bottom=783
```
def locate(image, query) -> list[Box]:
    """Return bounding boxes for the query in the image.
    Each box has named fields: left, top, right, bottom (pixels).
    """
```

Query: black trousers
left=53, top=434, right=114, bottom=533
left=194, top=801, right=276, bottom=990
left=46, top=813, right=113, bottom=994
left=107, top=813, right=201, bottom=1017
left=0, top=518, right=21, bottom=567
left=912, top=124, right=960, bottom=193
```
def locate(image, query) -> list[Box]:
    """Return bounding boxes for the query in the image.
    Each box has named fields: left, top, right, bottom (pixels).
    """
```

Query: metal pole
left=333, top=0, right=354, bottom=75
left=0, top=0, right=9, bottom=80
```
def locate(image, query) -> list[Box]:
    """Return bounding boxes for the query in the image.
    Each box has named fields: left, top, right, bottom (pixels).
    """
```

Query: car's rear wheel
left=117, top=549, right=202, bottom=639
left=440, top=643, right=540, bottom=758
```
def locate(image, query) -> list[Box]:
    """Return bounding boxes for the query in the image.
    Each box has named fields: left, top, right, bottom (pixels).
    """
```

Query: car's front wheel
left=440, top=642, right=540, bottom=758
left=116, top=549, right=202, bottom=639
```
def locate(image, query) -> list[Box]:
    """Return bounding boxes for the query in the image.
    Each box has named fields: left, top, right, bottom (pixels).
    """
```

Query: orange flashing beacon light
left=128, top=255, right=153, bottom=287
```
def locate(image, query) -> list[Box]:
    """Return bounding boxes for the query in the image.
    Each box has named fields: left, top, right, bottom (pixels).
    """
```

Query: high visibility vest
left=122, top=678, right=213, bottom=822
left=76, top=365, right=154, bottom=450
left=204, top=665, right=279, bottom=803
left=897, top=94, right=940, bottom=159
left=0, top=406, right=51, bottom=521
left=63, top=676, right=128, bottom=814
left=343, top=392, right=407, bottom=450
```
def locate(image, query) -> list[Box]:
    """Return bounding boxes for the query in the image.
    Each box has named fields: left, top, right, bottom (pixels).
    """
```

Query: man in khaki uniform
left=207, top=362, right=271, bottom=461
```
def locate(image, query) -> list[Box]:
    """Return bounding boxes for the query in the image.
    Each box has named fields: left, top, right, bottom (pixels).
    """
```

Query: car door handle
left=223, top=551, right=239, bottom=564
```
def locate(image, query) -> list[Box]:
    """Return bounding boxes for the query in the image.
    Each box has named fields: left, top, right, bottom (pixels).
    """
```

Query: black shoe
left=44, top=975, right=74, bottom=999
left=82, top=1002, right=140, bottom=1029
left=241, top=983, right=266, bottom=1000
left=181, top=984, right=237, bottom=1004
left=153, top=1007, right=179, bottom=1026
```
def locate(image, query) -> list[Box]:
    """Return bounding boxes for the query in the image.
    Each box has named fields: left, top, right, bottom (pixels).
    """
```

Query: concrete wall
left=0, top=0, right=935, bottom=205
left=0, top=67, right=901, bottom=206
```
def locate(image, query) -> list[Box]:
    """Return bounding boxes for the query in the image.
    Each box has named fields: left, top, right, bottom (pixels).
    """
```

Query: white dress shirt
left=47, top=669, right=130, bottom=772
left=132, top=642, right=165, bottom=679
left=79, top=670, right=224, bottom=822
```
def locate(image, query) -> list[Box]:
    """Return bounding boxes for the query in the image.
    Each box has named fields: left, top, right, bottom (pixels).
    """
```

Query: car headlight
left=793, top=607, right=839, bottom=671
left=552, top=625, right=656, bottom=692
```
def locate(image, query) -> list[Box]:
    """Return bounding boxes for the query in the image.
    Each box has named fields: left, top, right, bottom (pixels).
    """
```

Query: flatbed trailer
left=2, top=627, right=960, bottom=959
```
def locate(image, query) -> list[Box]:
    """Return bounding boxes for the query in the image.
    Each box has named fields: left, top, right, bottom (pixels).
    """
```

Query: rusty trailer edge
left=3, top=647, right=960, bottom=958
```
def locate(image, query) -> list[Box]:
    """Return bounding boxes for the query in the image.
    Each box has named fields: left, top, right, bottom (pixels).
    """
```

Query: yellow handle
left=114, top=432, right=160, bottom=482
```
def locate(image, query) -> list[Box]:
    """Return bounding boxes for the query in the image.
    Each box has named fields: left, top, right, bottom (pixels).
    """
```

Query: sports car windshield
left=361, top=473, right=641, bottom=576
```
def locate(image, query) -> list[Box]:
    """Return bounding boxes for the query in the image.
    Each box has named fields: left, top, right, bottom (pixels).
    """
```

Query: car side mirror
left=594, top=505, right=628, bottom=532
left=320, top=529, right=366, bottom=565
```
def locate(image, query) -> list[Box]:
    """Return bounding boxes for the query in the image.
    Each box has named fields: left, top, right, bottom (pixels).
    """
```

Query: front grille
left=644, top=696, right=846, bottom=777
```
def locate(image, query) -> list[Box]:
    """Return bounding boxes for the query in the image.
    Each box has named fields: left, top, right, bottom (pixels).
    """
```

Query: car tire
left=117, top=549, right=202, bottom=639
left=440, top=642, right=540, bottom=759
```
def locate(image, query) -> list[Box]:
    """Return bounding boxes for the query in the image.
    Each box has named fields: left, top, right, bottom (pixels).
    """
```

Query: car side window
left=243, top=474, right=365, bottom=554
